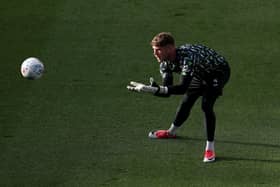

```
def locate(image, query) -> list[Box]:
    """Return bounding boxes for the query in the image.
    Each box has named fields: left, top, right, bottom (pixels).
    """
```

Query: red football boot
left=148, top=130, right=176, bottom=139
left=203, top=150, right=216, bottom=163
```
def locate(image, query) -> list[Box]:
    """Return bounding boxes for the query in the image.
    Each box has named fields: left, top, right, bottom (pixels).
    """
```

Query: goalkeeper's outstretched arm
left=167, top=74, right=192, bottom=95
left=127, top=74, right=191, bottom=97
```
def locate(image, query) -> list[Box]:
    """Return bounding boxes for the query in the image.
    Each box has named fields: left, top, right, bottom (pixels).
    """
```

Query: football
left=21, top=57, right=44, bottom=79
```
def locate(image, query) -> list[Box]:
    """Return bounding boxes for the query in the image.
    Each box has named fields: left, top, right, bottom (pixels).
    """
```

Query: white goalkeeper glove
left=127, top=78, right=168, bottom=95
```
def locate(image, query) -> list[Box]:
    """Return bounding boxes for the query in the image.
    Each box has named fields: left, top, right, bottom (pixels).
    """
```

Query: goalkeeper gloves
left=127, top=77, right=168, bottom=95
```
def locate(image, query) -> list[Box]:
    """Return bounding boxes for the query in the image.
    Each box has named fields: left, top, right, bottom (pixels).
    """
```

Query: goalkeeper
left=127, top=32, right=230, bottom=162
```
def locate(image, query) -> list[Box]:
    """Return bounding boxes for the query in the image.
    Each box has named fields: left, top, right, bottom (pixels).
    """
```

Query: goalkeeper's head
left=150, top=32, right=176, bottom=63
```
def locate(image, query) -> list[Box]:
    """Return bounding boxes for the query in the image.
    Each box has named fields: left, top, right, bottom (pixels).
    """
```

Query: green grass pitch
left=1, top=0, right=280, bottom=186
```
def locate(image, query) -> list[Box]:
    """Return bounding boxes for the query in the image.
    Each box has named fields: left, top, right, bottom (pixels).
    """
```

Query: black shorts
left=187, top=67, right=230, bottom=96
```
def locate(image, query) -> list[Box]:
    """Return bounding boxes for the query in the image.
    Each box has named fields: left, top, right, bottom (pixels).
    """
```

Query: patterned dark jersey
left=159, top=44, right=230, bottom=95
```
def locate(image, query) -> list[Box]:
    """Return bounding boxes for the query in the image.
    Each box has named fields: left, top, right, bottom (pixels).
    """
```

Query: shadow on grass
left=216, top=156, right=280, bottom=163
left=176, top=136, right=280, bottom=163
left=178, top=136, right=280, bottom=149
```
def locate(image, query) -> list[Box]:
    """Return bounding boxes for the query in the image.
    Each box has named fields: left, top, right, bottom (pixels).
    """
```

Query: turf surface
left=1, top=0, right=280, bottom=186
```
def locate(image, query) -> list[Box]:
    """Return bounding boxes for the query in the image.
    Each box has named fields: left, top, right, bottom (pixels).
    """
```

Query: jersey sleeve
left=167, top=57, right=194, bottom=95
left=159, top=61, right=173, bottom=86
left=167, top=74, right=192, bottom=95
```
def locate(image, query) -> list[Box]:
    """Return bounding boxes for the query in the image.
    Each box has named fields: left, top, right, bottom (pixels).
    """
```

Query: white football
left=21, top=57, right=44, bottom=79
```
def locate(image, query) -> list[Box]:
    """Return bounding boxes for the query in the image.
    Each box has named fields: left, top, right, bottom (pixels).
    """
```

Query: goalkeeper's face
left=152, top=45, right=175, bottom=62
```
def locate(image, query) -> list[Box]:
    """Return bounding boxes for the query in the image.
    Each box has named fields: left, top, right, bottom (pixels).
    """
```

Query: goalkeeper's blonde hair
left=150, top=32, right=175, bottom=47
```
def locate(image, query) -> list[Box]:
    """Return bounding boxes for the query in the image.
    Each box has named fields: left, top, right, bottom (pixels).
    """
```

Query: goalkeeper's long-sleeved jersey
left=159, top=44, right=230, bottom=95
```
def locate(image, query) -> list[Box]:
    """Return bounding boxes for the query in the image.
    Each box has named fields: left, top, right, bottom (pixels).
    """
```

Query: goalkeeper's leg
left=201, top=91, right=220, bottom=162
left=202, top=93, right=219, bottom=141
left=149, top=91, right=201, bottom=139
left=172, top=92, right=201, bottom=129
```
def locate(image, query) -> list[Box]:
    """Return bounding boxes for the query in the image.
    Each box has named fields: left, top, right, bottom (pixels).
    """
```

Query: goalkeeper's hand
left=127, top=81, right=158, bottom=93
left=127, top=78, right=168, bottom=95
